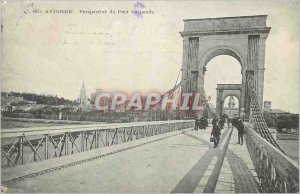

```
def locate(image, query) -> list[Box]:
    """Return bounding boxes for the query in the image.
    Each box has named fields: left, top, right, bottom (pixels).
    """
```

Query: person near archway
left=212, top=117, right=218, bottom=126
left=198, top=117, right=203, bottom=130
left=203, top=116, right=208, bottom=130
left=219, top=114, right=226, bottom=129
left=231, top=115, right=238, bottom=129
left=194, top=117, right=199, bottom=130
left=236, top=118, right=245, bottom=145
left=198, top=117, right=204, bottom=130
left=211, top=118, right=221, bottom=148
left=227, top=117, right=231, bottom=128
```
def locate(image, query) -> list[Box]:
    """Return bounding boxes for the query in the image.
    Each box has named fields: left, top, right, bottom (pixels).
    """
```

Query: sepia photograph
left=1, top=0, right=299, bottom=193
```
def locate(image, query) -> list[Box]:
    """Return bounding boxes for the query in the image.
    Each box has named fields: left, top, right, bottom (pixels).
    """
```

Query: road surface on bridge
left=4, top=126, right=259, bottom=193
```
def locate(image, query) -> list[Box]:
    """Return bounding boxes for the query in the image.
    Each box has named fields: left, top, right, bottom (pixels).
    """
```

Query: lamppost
left=203, top=95, right=211, bottom=118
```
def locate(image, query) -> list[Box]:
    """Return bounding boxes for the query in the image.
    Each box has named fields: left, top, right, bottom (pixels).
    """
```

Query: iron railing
left=1, top=120, right=194, bottom=168
left=245, top=124, right=299, bottom=193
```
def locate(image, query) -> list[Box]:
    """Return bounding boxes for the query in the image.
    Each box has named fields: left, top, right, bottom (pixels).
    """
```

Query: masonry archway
left=216, top=84, right=241, bottom=116
left=180, top=15, right=270, bottom=118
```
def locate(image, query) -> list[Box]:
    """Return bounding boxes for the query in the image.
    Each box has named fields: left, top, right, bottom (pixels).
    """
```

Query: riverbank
left=1, top=117, right=102, bottom=129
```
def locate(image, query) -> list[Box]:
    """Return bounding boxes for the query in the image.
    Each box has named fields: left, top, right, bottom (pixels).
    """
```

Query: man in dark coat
left=212, top=117, right=218, bottom=127
left=227, top=117, right=231, bottom=128
left=198, top=117, right=203, bottom=130
left=203, top=116, right=208, bottom=130
left=236, top=118, right=245, bottom=145
left=198, top=117, right=205, bottom=130
left=219, top=114, right=226, bottom=129
left=194, top=118, right=199, bottom=130
left=231, top=116, right=238, bottom=129
left=211, top=119, right=221, bottom=148
left=206, top=117, right=209, bottom=128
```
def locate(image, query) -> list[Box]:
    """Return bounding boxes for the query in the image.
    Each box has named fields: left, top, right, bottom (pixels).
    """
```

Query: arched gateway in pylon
left=180, top=15, right=270, bottom=118
left=216, top=84, right=241, bottom=116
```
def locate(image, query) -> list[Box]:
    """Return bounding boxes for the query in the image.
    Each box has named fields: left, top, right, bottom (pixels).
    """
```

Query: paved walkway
left=2, top=126, right=259, bottom=193
left=215, top=127, right=259, bottom=193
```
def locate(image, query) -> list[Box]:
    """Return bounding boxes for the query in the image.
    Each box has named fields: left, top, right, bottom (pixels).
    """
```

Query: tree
left=276, top=114, right=293, bottom=133
left=289, top=114, right=299, bottom=131
left=263, top=112, right=276, bottom=128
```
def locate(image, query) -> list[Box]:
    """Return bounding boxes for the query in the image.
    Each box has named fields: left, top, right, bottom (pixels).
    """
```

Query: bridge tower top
left=180, top=15, right=270, bottom=36
left=180, top=15, right=271, bottom=114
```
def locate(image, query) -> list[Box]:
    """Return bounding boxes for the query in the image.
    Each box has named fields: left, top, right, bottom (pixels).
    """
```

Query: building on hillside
left=264, top=101, right=272, bottom=111
left=223, top=96, right=238, bottom=118
left=77, top=81, right=90, bottom=111
left=1, top=93, right=24, bottom=106
left=228, top=96, right=235, bottom=108
left=269, top=109, right=289, bottom=116
left=263, top=101, right=289, bottom=116
left=1, top=92, right=37, bottom=112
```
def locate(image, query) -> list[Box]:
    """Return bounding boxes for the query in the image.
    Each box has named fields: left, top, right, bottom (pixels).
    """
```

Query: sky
left=204, top=55, right=242, bottom=107
left=1, top=0, right=299, bottom=113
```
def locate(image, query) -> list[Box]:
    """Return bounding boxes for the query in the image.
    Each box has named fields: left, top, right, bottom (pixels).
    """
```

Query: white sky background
left=204, top=56, right=242, bottom=106
left=1, top=0, right=299, bottom=113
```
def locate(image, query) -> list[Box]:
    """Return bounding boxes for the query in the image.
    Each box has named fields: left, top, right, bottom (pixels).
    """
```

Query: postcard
left=1, top=0, right=299, bottom=193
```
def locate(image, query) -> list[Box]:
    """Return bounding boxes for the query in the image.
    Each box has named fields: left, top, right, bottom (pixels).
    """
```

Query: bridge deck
left=2, top=126, right=259, bottom=193
left=215, top=128, right=259, bottom=193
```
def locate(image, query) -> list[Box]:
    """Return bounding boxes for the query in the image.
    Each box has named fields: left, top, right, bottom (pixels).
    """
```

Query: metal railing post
left=20, top=136, right=24, bottom=165
left=65, top=132, right=68, bottom=155
left=81, top=132, right=85, bottom=152
left=45, top=134, right=48, bottom=160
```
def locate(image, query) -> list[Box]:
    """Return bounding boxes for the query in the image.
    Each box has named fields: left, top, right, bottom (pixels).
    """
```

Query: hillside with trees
left=2, top=92, right=76, bottom=106
left=264, top=112, right=299, bottom=133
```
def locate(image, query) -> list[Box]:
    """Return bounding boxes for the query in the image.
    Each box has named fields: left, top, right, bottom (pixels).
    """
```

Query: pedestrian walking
left=202, top=116, right=208, bottom=130
left=236, top=118, right=245, bottom=145
left=219, top=114, right=225, bottom=129
left=231, top=116, right=238, bottom=129
left=212, top=117, right=218, bottom=127
left=194, top=117, right=199, bottom=130
left=227, top=117, right=231, bottom=128
left=211, top=118, right=221, bottom=148
left=199, top=117, right=206, bottom=130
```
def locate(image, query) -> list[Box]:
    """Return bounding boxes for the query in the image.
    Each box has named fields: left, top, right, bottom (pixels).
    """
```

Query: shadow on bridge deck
left=215, top=129, right=259, bottom=193
left=171, top=127, right=260, bottom=193
left=171, top=128, right=232, bottom=193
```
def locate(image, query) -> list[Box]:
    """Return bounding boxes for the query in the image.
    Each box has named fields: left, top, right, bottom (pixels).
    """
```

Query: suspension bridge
left=1, top=15, right=299, bottom=193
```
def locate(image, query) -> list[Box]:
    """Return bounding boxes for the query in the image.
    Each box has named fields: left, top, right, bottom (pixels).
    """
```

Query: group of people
left=210, top=114, right=245, bottom=148
left=194, top=117, right=208, bottom=130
